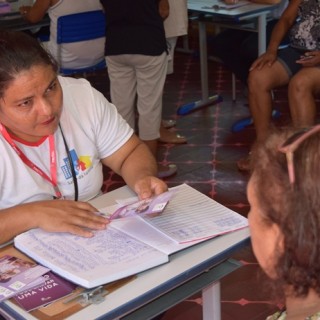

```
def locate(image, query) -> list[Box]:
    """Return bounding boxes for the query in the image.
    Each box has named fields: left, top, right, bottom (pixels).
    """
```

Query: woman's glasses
left=278, top=124, right=320, bottom=185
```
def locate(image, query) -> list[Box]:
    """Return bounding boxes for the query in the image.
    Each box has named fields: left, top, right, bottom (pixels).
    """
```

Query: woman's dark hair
left=0, top=30, right=58, bottom=98
left=250, top=127, right=320, bottom=298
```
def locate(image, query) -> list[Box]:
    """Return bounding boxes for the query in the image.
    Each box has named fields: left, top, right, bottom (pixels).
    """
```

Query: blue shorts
left=277, top=46, right=310, bottom=77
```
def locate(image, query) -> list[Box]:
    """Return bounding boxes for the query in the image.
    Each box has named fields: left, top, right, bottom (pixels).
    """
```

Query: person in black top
left=101, top=0, right=177, bottom=179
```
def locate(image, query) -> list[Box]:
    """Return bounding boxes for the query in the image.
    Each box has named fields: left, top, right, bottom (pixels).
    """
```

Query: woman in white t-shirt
left=0, top=30, right=167, bottom=246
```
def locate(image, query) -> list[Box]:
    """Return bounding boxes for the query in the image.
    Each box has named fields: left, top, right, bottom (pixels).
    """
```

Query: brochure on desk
left=14, top=184, right=248, bottom=289
left=0, top=255, right=49, bottom=302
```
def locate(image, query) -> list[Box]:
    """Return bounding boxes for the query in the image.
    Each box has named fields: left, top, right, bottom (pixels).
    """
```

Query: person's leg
left=106, top=55, right=137, bottom=130
left=135, top=52, right=167, bottom=145
left=160, top=36, right=187, bottom=144
left=166, top=36, right=178, bottom=75
left=237, top=47, right=304, bottom=171
left=135, top=52, right=177, bottom=178
left=248, top=61, right=289, bottom=142
left=248, top=46, right=305, bottom=143
left=237, top=62, right=289, bottom=171
left=288, top=67, right=320, bottom=128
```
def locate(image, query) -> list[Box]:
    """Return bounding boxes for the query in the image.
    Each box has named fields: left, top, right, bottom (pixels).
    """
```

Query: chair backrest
left=56, top=10, right=106, bottom=75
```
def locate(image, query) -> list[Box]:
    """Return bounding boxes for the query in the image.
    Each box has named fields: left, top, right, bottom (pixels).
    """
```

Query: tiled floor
left=84, top=30, right=293, bottom=320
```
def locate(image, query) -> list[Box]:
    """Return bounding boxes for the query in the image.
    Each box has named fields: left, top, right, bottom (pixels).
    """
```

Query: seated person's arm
left=266, top=0, right=300, bottom=52
left=19, top=0, right=51, bottom=24
left=250, top=0, right=300, bottom=70
left=0, top=199, right=109, bottom=245
left=101, top=133, right=168, bottom=200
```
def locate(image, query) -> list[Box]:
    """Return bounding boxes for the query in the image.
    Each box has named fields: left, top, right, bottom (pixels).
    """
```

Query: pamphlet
left=109, top=189, right=175, bottom=220
left=14, top=271, right=77, bottom=311
left=0, top=255, right=50, bottom=302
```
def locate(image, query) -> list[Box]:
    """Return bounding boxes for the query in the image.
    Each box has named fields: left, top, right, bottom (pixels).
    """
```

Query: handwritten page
left=141, top=184, right=248, bottom=243
left=14, top=227, right=168, bottom=289
left=111, top=216, right=203, bottom=255
left=110, top=184, right=248, bottom=250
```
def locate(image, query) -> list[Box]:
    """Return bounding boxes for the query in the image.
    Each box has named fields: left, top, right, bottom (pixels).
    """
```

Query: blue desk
left=0, top=186, right=250, bottom=320
left=177, top=0, right=279, bottom=115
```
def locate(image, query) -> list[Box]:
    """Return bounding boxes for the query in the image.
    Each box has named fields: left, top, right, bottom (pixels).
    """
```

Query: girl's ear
left=272, top=223, right=284, bottom=253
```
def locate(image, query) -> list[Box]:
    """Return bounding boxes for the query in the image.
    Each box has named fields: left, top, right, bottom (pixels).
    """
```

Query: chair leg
left=232, top=73, right=236, bottom=101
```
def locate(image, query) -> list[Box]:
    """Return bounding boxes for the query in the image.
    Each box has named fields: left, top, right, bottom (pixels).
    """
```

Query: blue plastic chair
left=56, top=10, right=106, bottom=75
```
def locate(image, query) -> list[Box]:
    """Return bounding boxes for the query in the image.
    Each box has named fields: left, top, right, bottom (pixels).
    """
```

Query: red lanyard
left=0, top=123, right=63, bottom=199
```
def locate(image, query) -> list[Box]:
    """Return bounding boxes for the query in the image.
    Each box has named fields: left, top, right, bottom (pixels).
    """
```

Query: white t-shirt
left=0, top=76, right=133, bottom=208
left=44, top=0, right=105, bottom=69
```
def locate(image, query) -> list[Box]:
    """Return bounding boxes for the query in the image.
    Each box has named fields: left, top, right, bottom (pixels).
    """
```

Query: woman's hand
left=27, top=200, right=109, bottom=237
left=296, top=50, right=320, bottom=67
left=0, top=200, right=110, bottom=245
left=249, top=50, right=278, bottom=71
left=133, top=176, right=168, bottom=200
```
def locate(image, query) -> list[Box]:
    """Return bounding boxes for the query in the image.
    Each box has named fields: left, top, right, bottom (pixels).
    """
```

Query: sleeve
left=60, top=76, right=134, bottom=160
left=92, top=87, right=134, bottom=158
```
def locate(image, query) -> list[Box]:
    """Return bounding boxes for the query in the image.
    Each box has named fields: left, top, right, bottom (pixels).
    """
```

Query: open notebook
left=14, top=184, right=248, bottom=288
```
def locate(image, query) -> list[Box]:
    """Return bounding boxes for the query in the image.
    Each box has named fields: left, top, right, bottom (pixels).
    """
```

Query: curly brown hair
left=250, top=126, right=320, bottom=298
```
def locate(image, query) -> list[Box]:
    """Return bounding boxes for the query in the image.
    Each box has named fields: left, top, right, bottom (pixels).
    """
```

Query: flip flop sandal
left=158, top=134, right=187, bottom=144
left=162, top=119, right=176, bottom=129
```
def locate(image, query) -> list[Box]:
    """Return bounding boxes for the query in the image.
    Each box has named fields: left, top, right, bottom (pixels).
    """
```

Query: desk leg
left=199, top=21, right=209, bottom=101
left=257, top=13, right=267, bottom=55
left=202, top=281, right=221, bottom=320
left=176, top=20, right=223, bottom=116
